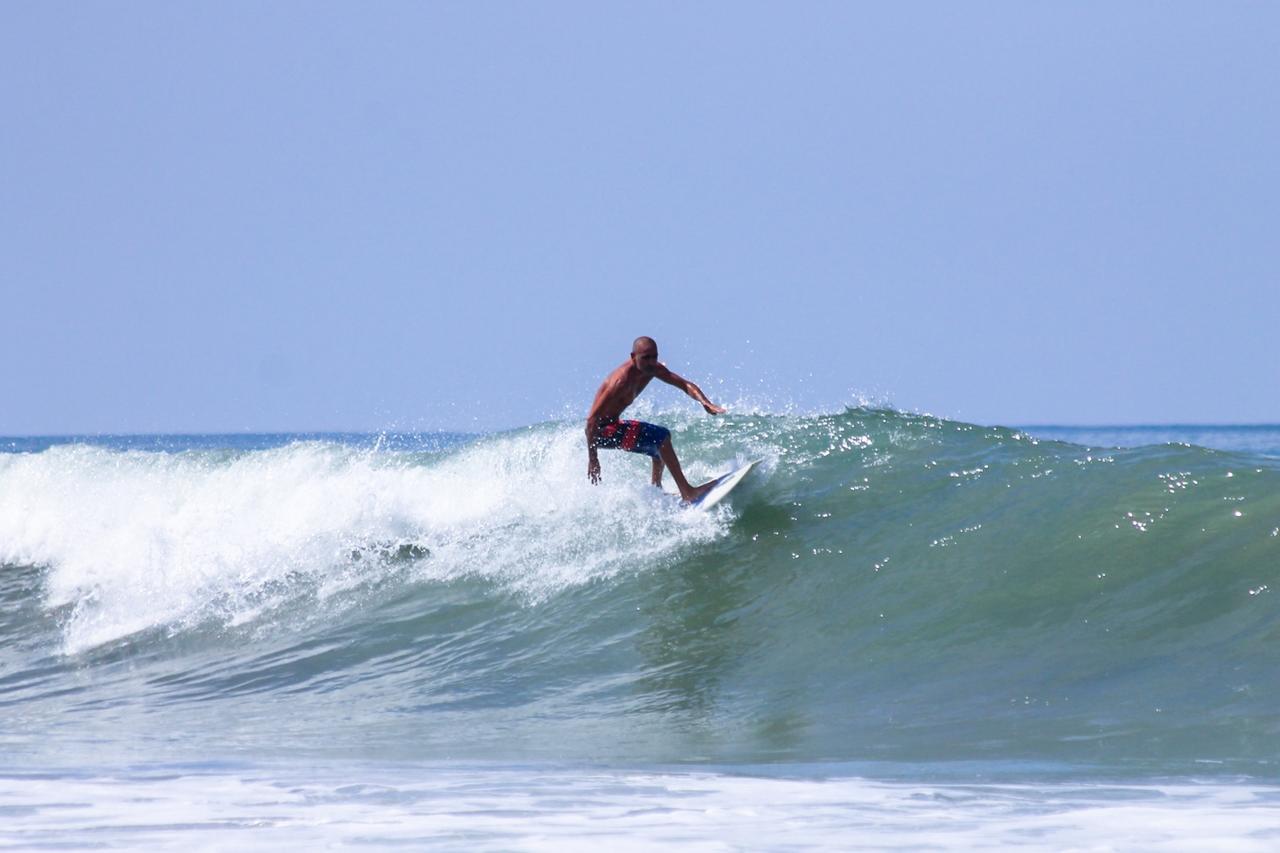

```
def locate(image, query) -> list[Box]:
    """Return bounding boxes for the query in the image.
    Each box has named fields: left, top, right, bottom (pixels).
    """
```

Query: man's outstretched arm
left=657, top=366, right=726, bottom=415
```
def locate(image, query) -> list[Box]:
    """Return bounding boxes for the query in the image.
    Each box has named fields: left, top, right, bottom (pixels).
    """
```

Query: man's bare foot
left=681, top=481, right=715, bottom=503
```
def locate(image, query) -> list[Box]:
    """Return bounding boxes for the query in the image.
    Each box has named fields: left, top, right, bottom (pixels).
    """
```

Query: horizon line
left=4, top=420, right=1280, bottom=441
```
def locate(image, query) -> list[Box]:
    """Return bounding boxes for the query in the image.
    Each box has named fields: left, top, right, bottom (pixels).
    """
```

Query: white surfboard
left=690, top=459, right=760, bottom=510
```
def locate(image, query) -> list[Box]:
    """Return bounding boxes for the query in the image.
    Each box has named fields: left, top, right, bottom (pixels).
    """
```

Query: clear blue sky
left=3, top=2, right=1277, bottom=434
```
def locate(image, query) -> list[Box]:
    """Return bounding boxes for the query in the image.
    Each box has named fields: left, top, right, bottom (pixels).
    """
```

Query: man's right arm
left=586, top=385, right=608, bottom=484
left=585, top=414, right=601, bottom=483
left=586, top=368, right=628, bottom=483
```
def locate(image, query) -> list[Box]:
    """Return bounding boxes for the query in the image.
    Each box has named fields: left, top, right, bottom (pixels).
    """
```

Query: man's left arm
left=657, top=366, right=726, bottom=415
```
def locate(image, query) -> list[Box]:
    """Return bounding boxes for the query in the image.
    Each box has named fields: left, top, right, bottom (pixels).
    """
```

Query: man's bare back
left=586, top=336, right=725, bottom=502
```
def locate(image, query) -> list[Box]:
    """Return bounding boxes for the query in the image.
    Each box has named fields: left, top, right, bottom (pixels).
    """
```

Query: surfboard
left=690, top=459, right=760, bottom=510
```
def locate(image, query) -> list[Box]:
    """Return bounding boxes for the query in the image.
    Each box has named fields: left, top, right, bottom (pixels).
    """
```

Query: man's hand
left=588, top=454, right=601, bottom=484
left=703, top=402, right=726, bottom=415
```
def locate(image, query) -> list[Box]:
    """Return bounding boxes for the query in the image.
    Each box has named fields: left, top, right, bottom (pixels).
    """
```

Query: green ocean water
left=2, top=409, right=1278, bottom=776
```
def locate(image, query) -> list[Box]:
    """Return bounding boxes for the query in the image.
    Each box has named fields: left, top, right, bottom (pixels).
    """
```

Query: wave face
left=2, top=412, right=1279, bottom=772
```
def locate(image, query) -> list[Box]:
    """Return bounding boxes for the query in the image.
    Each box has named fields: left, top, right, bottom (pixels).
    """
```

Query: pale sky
left=3, top=2, right=1277, bottom=434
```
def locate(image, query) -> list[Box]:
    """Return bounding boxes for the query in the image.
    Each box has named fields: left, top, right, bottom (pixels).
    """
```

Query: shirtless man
left=586, top=336, right=726, bottom=502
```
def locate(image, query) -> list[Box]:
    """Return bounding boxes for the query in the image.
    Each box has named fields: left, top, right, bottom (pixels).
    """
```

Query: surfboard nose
left=690, top=460, right=760, bottom=509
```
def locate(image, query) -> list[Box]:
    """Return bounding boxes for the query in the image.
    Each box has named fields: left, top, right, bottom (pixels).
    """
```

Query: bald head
left=630, top=336, right=660, bottom=376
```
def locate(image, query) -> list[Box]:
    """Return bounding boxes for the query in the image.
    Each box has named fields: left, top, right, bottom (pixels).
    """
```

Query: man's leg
left=658, top=437, right=712, bottom=502
left=651, top=455, right=664, bottom=487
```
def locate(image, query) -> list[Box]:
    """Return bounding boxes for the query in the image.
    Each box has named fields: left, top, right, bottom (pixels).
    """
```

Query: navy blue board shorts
left=593, top=418, right=670, bottom=459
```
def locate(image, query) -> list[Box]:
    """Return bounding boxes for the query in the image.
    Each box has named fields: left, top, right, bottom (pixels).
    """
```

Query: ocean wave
left=2, top=410, right=1278, bottom=769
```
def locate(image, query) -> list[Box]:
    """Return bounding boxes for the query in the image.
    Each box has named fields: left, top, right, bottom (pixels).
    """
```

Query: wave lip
left=0, top=426, right=726, bottom=654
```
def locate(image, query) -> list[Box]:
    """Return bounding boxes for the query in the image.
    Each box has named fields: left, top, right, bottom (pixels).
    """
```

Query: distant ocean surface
left=3, top=411, right=1279, bottom=849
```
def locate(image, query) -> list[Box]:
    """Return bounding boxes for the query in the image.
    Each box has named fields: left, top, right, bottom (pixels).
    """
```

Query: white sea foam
left=0, top=427, right=733, bottom=654
left=2, top=764, right=1277, bottom=852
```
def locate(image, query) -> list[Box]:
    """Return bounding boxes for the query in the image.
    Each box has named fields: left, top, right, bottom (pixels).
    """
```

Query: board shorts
left=592, top=418, right=670, bottom=459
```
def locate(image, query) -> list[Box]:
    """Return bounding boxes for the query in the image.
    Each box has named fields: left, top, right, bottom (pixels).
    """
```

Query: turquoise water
left=3, top=410, right=1279, bottom=847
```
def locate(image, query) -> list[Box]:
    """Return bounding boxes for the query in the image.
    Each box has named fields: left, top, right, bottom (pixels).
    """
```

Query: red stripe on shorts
left=621, top=421, right=641, bottom=451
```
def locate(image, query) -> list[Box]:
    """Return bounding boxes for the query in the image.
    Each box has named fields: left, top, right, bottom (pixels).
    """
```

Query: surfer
left=587, top=336, right=725, bottom=502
